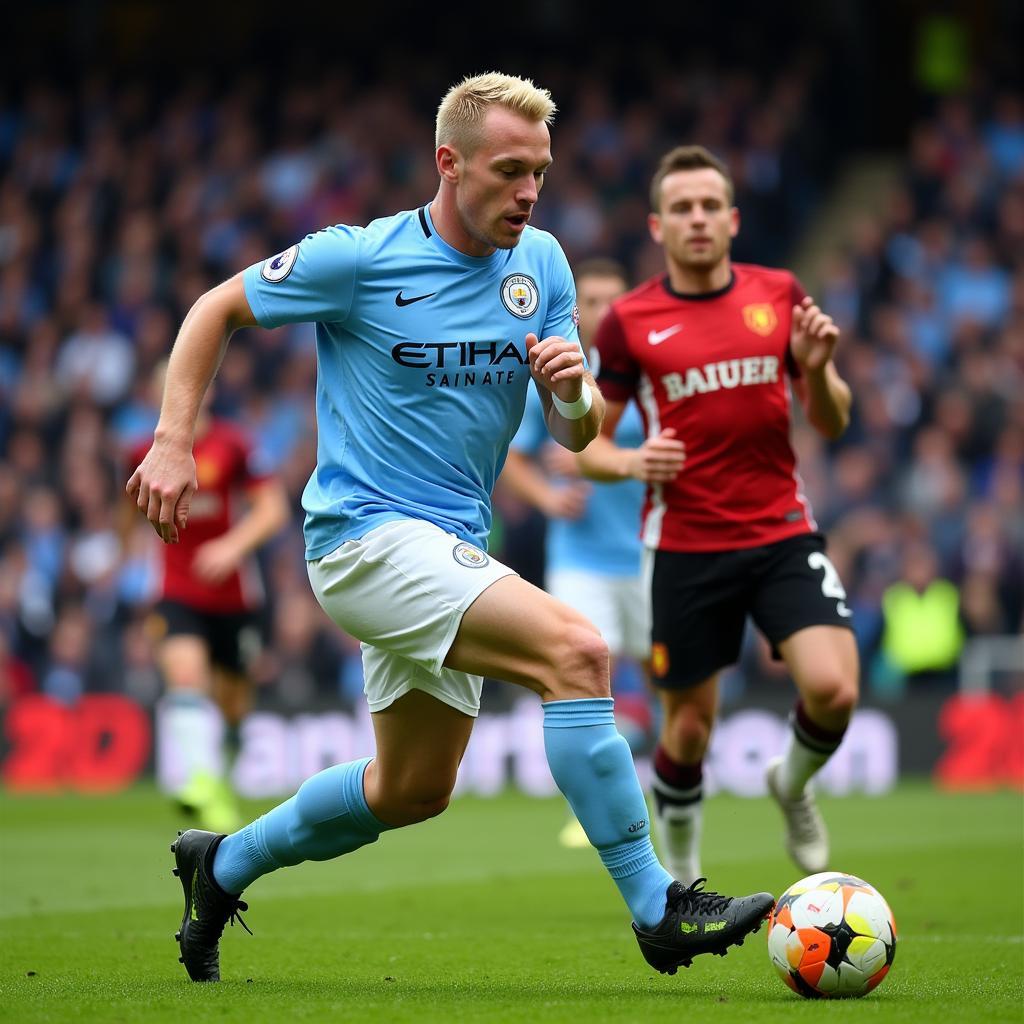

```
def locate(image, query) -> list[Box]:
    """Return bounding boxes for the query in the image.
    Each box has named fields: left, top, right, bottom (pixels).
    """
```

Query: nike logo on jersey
left=648, top=324, right=683, bottom=345
left=396, top=291, right=436, bottom=307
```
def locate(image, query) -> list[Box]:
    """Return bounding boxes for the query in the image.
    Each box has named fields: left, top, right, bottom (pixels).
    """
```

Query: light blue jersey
left=243, top=206, right=579, bottom=558
left=510, top=386, right=646, bottom=577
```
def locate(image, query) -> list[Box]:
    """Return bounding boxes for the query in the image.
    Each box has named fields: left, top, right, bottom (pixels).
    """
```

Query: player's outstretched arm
left=576, top=399, right=686, bottom=483
left=790, top=295, right=852, bottom=441
left=126, top=274, right=258, bottom=544
left=527, top=332, right=604, bottom=452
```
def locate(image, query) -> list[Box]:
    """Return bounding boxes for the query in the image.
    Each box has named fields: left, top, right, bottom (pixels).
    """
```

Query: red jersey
left=594, top=263, right=816, bottom=552
left=130, top=420, right=271, bottom=612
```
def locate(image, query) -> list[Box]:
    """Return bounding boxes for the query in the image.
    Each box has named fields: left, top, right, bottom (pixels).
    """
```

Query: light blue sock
left=213, top=757, right=390, bottom=894
left=543, top=698, right=673, bottom=929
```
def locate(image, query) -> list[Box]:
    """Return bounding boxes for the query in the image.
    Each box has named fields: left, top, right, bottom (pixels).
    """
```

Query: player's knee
left=808, top=670, right=859, bottom=721
left=392, top=793, right=451, bottom=826
left=667, top=705, right=713, bottom=759
left=417, top=793, right=452, bottom=821
left=828, top=678, right=859, bottom=720
left=159, top=637, right=211, bottom=689
left=546, top=624, right=609, bottom=700
left=381, top=777, right=455, bottom=826
left=161, top=664, right=208, bottom=692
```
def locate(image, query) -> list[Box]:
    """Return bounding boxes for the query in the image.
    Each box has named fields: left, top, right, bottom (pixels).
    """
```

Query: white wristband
left=551, top=386, right=593, bottom=420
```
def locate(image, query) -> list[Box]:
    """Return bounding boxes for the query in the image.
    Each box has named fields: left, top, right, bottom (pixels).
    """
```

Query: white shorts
left=307, top=519, right=517, bottom=717
left=546, top=567, right=651, bottom=661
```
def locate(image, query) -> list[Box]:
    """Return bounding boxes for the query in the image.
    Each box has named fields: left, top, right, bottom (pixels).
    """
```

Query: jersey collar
left=662, top=270, right=736, bottom=301
left=421, top=205, right=503, bottom=271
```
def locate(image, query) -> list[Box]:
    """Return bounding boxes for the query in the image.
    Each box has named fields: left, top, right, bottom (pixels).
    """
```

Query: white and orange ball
left=767, top=872, right=897, bottom=998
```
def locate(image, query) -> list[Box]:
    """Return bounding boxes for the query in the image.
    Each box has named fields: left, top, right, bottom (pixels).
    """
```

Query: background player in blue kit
left=127, top=72, right=773, bottom=983
left=500, top=259, right=677, bottom=848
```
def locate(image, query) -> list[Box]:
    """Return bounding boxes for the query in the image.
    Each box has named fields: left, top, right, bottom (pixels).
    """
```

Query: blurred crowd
left=0, top=58, right=1020, bottom=713
left=798, top=92, right=1024, bottom=695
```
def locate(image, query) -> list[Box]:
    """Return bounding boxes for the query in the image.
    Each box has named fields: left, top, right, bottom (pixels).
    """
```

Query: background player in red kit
left=131, top=371, right=288, bottom=831
left=584, top=145, right=857, bottom=882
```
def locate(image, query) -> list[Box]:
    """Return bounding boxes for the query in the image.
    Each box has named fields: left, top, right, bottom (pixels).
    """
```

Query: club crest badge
left=261, top=244, right=299, bottom=283
left=651, top=642, right=670, bottom=679
left=742, top=303, right=778, bottom=337
left=195, top=456, right=220, bottom=488
left=501, top=274, right=539, bottom=319
left=453, top=542, right=490, bottom=568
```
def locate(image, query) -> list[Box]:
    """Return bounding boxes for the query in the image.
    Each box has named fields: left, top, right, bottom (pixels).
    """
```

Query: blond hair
left=435, top=72, right=556, bottom=153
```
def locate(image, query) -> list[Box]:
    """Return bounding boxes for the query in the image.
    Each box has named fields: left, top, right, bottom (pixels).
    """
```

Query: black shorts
left=650, top=532, right=854, bottom=690
left=151, top=600, right=262, bottom=676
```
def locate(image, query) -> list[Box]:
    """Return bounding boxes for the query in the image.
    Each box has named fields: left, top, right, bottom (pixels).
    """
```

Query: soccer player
left=585, top=145, right=857, bottom=883
left=129, top=370, right=289, bottom=833
left=499, top=259, right=681, bottom=848
left=128, top=75, right=772, bottom=983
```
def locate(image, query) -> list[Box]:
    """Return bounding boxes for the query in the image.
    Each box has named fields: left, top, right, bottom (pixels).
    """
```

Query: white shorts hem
left=366, top=680, right=480, bottom=718
left=428, top=566, right=517, bottom=676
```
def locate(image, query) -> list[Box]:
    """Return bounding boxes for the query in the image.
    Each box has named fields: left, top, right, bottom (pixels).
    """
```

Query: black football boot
left=171, top=829, right=251, bottom=981
left=633, top=878, right=774, bottom=974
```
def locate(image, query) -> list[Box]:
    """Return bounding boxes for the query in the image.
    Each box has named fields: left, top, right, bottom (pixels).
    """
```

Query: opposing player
left=129, top=371, right=289, bottom=833
left=500, top=259, right=681, bottom=848
left=128, top=75, right=773, bottom=983
left=586, top=145, right=857, bottom=882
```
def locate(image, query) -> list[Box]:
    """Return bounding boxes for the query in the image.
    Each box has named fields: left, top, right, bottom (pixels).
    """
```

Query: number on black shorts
left=807, top=551, right=852, bottom=617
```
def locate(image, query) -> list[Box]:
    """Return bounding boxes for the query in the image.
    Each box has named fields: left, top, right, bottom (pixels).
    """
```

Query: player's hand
left=626, top=428, right=686, bottom=483
left=526, top=332, right=586, bottom=403
left=539, top=441, right=581, bottom=478
left=125, top=437, right=197, bottom=544
left=790, top=295, right=839, bottom=373
left=541, top=481, right=590, bottom=520
left=192, top=536, right=243, bottom=584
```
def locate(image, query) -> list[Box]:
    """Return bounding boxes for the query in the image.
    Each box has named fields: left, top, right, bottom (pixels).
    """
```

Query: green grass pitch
left=1, top=782, right=1021, bottom=1022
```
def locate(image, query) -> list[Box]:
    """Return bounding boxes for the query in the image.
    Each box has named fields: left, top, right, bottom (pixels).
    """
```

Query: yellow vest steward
left=881, top=580, right=964, bottom=674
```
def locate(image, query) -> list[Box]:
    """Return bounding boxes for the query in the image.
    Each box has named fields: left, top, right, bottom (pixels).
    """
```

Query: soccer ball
left=767, top=872, right=897, bottom=998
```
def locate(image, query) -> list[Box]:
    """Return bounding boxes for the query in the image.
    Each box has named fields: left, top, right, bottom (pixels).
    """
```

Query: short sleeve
left=786, top=273, right=808, bottom=379
left=541, top=239, right=581, bottom=345
left=509, top=383, right=548, bottom=456
left=593, top=307, right=637, bottom=402
left=243, top=225, right=360, bottom=328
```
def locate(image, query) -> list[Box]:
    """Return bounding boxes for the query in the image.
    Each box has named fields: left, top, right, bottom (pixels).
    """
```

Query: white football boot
left=654, top=806, right=702, bottom=886
left=765, top=755, right=829, bottom=873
